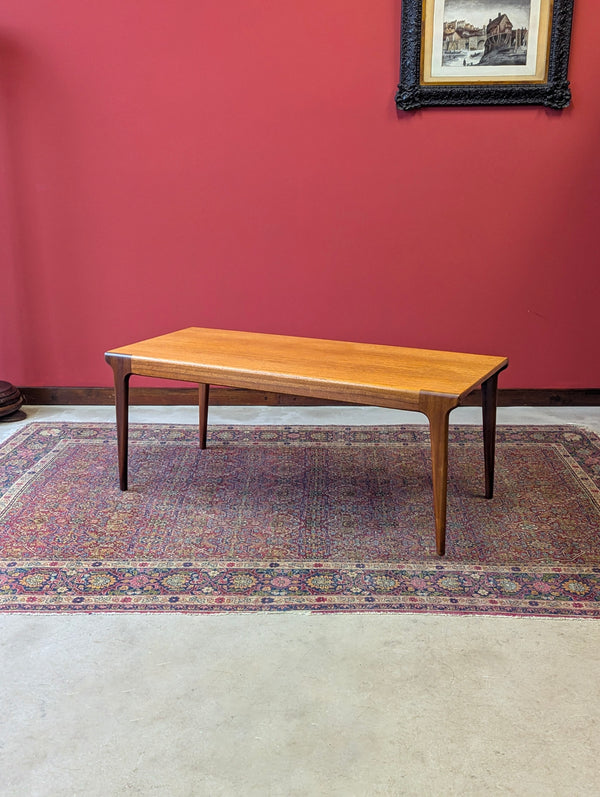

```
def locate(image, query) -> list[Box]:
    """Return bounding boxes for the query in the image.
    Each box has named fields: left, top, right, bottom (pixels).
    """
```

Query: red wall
left=1, top=1, right=599, bottom=389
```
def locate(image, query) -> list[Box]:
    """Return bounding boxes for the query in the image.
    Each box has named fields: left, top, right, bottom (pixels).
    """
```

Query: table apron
left=127, top=357, right=426, bottom=412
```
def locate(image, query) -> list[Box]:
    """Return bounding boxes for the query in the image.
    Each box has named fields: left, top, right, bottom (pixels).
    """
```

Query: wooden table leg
left=199, top=383, right=210, bottom=449
left=420, top=393, right=456, bottom=556
left=481, top=372, right=500, bottom=499
left=105, top=353, right=132, bottom=490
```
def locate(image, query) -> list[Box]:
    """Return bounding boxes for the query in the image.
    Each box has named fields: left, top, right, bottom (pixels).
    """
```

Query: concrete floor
left=1, top=405, right=600, bottom=796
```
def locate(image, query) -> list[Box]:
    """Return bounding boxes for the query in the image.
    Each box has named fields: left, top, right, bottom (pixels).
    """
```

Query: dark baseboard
left=19, top=386, right=600, bottom=407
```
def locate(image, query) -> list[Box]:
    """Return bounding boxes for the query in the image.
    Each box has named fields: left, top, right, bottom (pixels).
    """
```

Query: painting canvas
left=440, top=1, right=532, bottom=69
left=396, top=0, right=574, bottom=109
left=435, top=0, right=539, bottom=74
left=425, top=0, right=548, bottom=83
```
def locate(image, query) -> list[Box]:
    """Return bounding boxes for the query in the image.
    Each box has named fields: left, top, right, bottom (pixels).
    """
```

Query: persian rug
left=1, top=423, right=599, bottom=617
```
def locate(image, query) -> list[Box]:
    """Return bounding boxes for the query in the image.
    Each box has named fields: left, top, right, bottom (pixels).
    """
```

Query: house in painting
left=483, top=12, right=528, bottom=60
left=443, top=21, right=465, bottom=52
left=443, top=20, right=485, bottom=53
left=487, top=13, right=513, bottom=38
left=485, top=13, right=514, bottom=53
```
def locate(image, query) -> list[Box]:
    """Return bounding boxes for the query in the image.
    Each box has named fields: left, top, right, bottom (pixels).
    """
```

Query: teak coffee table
left=105, top=327, right=508, bottom=555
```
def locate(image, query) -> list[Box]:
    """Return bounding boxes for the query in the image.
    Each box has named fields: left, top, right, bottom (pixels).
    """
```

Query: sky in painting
left=443, top=0, right=532, bottom=29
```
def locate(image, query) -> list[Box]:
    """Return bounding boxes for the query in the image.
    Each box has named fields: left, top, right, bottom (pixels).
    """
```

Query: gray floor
left=1, top=406, right=600, bottom=796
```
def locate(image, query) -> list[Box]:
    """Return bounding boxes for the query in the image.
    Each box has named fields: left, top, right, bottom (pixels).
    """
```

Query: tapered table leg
left=481, top=372, right=500, bottom=499
left=105, top=354, right=132, bottom=490
left=199, top=383, right=209, bottom=449
left=421, top=394, right=455, bottom=556
left=429, top=407, right=451, bottom=556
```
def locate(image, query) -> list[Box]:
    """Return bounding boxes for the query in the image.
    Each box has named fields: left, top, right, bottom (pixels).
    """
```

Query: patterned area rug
left=1, top=423, right=599, bottom=616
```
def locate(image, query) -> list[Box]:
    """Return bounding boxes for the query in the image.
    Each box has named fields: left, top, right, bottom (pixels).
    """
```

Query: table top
left=106, top=327, right=508, bottom=409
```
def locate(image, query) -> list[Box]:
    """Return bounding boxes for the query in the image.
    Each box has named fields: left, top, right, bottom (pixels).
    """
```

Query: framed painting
left=396, top=0, right=574, bottom=110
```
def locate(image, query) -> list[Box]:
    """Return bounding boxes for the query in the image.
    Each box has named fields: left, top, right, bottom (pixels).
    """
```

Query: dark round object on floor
left=0, top=381, right=24, bottom=418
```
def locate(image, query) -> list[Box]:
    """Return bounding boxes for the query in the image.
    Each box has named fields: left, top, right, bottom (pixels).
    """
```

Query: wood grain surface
left=107, top=327, right=508, bottom=411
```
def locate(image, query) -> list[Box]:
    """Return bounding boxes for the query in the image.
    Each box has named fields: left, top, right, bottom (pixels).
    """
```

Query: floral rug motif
left=1, top=423, right=599, bottom=616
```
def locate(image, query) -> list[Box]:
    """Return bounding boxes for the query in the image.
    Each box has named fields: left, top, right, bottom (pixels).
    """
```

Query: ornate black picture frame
left=396, top=0, right=574, bottom=110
